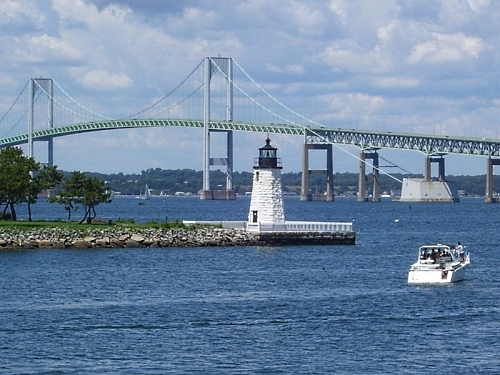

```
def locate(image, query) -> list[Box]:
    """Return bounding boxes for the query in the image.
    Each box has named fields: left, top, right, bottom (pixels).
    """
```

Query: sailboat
left=138, top=184, right=152, bottom=200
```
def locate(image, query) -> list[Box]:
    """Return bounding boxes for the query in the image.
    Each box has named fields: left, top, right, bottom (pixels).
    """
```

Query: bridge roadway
left=2, top=118, right=500, bottom=157
left=2, top=118, right=500, bottom=202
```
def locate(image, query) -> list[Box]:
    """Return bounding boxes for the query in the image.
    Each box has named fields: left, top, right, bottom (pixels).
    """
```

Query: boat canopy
left=417, top=244, right=459, bottom=262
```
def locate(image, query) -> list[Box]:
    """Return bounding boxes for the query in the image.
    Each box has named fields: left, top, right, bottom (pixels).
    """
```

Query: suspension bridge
left=1, top=57, right=500, bottom=202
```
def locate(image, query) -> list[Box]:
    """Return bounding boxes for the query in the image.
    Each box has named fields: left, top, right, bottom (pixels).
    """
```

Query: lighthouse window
left=256, top=171, right=259, bottom=182
left=260, top=150, right=276, bottom=158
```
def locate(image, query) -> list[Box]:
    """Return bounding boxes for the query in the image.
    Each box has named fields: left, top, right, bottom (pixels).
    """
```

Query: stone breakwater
left=0, top=227, right=262, bottom=250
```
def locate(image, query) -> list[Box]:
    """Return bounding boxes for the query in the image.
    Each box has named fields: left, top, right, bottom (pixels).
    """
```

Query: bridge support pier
left=300, top=143, right=334, bottom=201
left=425, top=155, right=445, bottom=181
left=485, top=157, right=500, bottom=203
left=200, top=56, right=236, bottom=200
left=358, top=150, right=380, bottom=202
left=400, top=155, right=460, bottom=202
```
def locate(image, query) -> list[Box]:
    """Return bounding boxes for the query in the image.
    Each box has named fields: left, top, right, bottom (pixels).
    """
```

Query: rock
left=96, top=237, right=111, bottom=247
left=111, top=238, right=125, bottom=247
left=125, top=239, right=140, bottom=248
left=37, top=239, right=53, bottom=248
left=118, top=234, right=129, bottom=242
left=73, top=240, right=92, bottom=249
left=130, top=233, right=145, bottom=243
left=0, top=226, right=264, bottom=250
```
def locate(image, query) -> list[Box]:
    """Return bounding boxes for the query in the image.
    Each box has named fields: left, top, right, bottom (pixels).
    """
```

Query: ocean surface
left=1, top=197, right=499, bottom=374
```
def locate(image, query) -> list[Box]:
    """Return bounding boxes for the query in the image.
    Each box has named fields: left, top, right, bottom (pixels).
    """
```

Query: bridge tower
left=28, top=78, right=54, bottom=166
left=300, top=142, right=334, bottom=201
left=357, top=150, right=380, bottom=202
left=485, top=157, right=500, bottom=203
left=200, top=57, right=235, bottom=200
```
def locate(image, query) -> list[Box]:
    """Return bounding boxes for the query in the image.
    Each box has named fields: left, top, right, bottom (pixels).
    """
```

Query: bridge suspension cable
left=35, top=79, right=113, bottom=121
left=225, top=58, right=404, bottom=184
left=151, top=83, right=204, bottom=118
left=379, top=154, right=414, bottom=175
left=126, top=60, right=204, bottom=119
left=0, top=81, right=28, bottom=125
left=0, top=81, right=29, bottom=137
left=232, top=58, right=325, bottom=128
left=209, top=57, right=303, bottom=128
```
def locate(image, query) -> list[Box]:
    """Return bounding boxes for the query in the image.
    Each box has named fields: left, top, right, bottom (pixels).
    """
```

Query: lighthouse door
left=252, top=211, right=258, bottom=223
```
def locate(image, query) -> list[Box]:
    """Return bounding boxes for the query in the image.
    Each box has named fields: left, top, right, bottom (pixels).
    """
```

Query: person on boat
left=455, top=242, right=465, bottom=262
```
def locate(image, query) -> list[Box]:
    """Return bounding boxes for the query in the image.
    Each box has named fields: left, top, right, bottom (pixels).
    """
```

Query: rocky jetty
left=0, top=226, right=262, bottom=250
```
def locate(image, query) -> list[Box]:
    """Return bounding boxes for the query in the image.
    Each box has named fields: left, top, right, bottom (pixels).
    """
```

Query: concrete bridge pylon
left=200, top=57, right=236, bottom=200
left=300, top=142, right=334, bottom=201
left=29, top=78, right=54, bottom=166
left=485, top=157, right=500, bottom=203
left=357, top=150, right=380, bottom=202
left=425, top=155, right=446, bottom=181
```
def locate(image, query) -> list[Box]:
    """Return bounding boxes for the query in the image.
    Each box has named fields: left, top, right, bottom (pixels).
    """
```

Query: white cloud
left=467, top=0, right=491, bottom=13
left=372, top=76, right=420, bottom=89
left=79, top=70, right=133, bottom=90
left=265, top=64, right=305, bottom=75
left=0, top=0, right=499, bottom=176
left=26, top=34, right=82, bottom=62
left=409, top=32, right=484, bottom=64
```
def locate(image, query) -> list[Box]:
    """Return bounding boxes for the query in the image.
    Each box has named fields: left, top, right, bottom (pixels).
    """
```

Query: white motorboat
left=408, top=243, right=471, bottom=284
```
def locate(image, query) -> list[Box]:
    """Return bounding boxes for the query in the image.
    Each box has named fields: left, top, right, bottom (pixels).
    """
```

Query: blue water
left=1, top=197, right=499, bottom=374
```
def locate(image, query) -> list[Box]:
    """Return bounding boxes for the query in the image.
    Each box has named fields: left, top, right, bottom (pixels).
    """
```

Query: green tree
left=51, top=171, right=111, bottom=223
left=0, top=147, right=39, bottom=220
left=79, top=175, right=112, bottom=223
left=26, top=166, right=63, bottom=221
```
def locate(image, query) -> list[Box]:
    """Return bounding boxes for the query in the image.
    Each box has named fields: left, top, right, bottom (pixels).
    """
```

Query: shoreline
left=0, top=226, right=262, bottom=250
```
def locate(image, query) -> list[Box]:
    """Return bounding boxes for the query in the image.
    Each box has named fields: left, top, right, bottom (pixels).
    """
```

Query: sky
left=1, top=0, right=499, bottom=177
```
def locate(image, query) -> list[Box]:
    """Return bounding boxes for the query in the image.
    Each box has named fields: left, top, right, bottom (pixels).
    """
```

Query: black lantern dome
left=254, top=137, right=282, bottom=169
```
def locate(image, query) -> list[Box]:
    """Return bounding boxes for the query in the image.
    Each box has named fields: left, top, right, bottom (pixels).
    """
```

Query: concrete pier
left=300, top=143, right=334, bottom=201
left=485, top=157, right=500, bottom=203
left=400, top=155, right=459, bottom=202
left=425, top=155, right=445, bottom=181
left=358, top=150, right=380, bottom=202
left=200, top=189, right=236, bottom=200
left=251, top=221, right=355, bottom=245
left=399, top=178, right=460, bottom=202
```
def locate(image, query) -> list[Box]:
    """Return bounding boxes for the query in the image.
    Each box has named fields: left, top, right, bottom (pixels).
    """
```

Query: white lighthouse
left=247, top=138, right=285, bottom=232
left=185, top=137, right=355, bottom=244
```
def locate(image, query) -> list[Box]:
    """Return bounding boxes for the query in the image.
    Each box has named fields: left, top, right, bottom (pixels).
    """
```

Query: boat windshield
left=418, top=245, right=455, bottom=262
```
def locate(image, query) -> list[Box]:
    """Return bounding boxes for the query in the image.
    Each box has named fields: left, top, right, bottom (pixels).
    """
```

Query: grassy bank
left=0, top=219, right=214, bottom=231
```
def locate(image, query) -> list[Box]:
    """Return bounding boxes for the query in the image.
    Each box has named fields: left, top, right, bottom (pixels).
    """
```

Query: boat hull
left=407, top=263, right=467, bottom=284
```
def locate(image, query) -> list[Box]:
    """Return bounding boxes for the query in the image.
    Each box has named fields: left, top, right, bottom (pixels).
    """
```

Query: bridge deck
left=2, top=118, right=500, bottom=157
